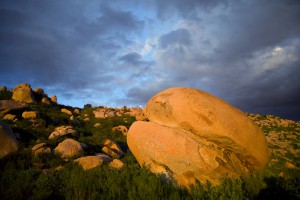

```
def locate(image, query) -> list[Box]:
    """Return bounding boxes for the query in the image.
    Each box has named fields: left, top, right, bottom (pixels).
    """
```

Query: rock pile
left=48, top=125, right=78, bottom=139
left=127, top=87, right=269, bottom=187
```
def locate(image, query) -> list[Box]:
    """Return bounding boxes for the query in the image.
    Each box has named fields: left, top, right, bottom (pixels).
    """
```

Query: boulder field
left=127, top=87, right=269, bottom=187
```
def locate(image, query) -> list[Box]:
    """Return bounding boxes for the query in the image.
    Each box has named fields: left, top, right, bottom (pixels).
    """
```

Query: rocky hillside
left=0, top=84, right=299, bottom=199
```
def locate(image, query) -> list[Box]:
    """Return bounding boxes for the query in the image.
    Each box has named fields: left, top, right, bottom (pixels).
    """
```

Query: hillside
left=0, top=85, right=299, bottom=199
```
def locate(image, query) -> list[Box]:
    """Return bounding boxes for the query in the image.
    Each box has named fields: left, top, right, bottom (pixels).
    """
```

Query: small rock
left=41, top=97, right=51, bottom=104
left=94, top=123, right=101, bottom=128
left=109, top=159, right=125, bottom=169
left=3, top=114, right=17, bottom=121
left=112, top=125, right=128, bottom=135
left=74, top=108, right=80, bottom=115
left=95, top=153, right=113, bottom=163
left=61, top=108, right=72, bottom=116
left=48, top=125, right=77, bottom=139
left=50, top=96, right=57, bottom=103
left=74, top=156, right=104, bottom=170
left=32, top=143, right=51, bottom=155
left=22, top=111, right=39, bottom=119
left=102, top=146, right=120, bottom=159
left=55, top=138, right=84, bottom=157
left=0, top=86, right=7, bottom=92
left=103, top=139, right=124, bottom=157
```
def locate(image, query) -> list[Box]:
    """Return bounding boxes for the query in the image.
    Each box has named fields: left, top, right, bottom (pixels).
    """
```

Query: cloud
left=159, top=28, right=192, bottom=49
left=0, top=0, right=299, bottom=120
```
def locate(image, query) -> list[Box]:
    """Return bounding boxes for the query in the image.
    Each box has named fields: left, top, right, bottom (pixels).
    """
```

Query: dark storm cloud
left=120, top=52, right=144, bottom=65
left=149, top=0, right=300, bottom=120
left=1, top=0, right=299, bottom=120
left=151, top=0, right=226, bottom=20
left=159, top=28, right=192, bottom=49
left=0, top=0, right=144, bottom=94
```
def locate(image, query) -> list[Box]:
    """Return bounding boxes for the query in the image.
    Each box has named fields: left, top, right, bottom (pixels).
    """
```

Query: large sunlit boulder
left=127, top=87, right=269, bottom=187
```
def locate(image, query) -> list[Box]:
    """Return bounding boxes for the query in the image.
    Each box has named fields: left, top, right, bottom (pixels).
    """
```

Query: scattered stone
left=41, top=97, right=51, bottom=104
left=93, top=108, right=116, bottom=118
left=74, top=108, right=80, bottom=115
left=70, top=115, right=75, bottom=121
left=74, top=156, right=105, bottom=170
left=22, top=111, right=39, bottom=119
left=0, top=86, right=7, bottom=92
left=55, top=166, right=64, bottom=170
left=80, top=143, right=89, bottom=150
left=3, top=114, right=17, bottom=121
left=112, top=125, right=128, bottom=135
left=0, top=100, right=26, bottom=116
left=32, top=143, right=51, bottom=155
left=103, top=139, right=124, bottom=158
left=55, top=138, right=84, bottom=157
left=285, top=162, right=297, bottom=169
left=50, top=96, right=57, bottom=103
left=95, top=153, right=113, bottom=163
left=84, top=118, right=90, bottom=122
left=94, top=123, right=101, bottom=128
left=127, top=87, right=269, bottom=187
left=124, top=107, right=147, bottom=121
left=12, top=83, right=35, bottom=103
left=109, top=159, right=125, bottom=169
left=49, top=125, right=78, bottom=139
left=33, top=88, right=45, bottom=95
left=61, top=108, right=72, bottom=116
left=102, top=146, right=120, bottom=159
left=0, top=121, right=18, bottom=158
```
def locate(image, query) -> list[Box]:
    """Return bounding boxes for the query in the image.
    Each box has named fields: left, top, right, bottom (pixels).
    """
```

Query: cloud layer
left=1, top=0, right=299, bottom=120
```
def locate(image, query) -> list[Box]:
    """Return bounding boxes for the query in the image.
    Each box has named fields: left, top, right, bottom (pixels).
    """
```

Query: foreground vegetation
left=0, top=89, right=299, bottom=199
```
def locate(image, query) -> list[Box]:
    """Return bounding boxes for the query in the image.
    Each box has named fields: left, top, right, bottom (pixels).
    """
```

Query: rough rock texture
left=61, top=108, right=72, bottom=116
left=126, top=107, right=147, bottom=121
left=93, top=108, right=116, bottom=118
left=102, top=139, right=124, bottom=158
left=0, top=100, right=26, bottom=116
left=109, top=159, right=125, bottom=169
left=12, top=83, right=35, bottom=103
left=55, top=139, right=84, bottom=157
left=33, top=88, right=44, bottom=95
left=41, top=97, right=51, bottom=104
left=49, top=125, right=78, bottom=139
left=74, top=156, right=104, bottom=170
left=0, top=86, right=7, bottom=92
left=74, top=108, right=80, bottom=115
left=32, top=143, right=51, bottom=155
left=95, top=153, right=113, bottom=163
left=3, top=114, right=17, bottom=121
left=94, top=123, right=101, bottom=128
left=127, top=87, right=269, bottom=187
left=0, top=121, right=18, bottom=158
left=112, top=125, right=128, bottom=135
left=50, top=96, right=57, bottom=103
left=22, top=111, right=39, bottom=119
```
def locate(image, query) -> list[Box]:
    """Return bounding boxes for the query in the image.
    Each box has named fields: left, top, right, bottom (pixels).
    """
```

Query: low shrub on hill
left=1, top=102, right=300, bottom=199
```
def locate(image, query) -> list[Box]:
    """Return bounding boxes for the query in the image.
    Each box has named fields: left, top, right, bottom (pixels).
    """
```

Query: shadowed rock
left=0, top=121, right=18, bottom=158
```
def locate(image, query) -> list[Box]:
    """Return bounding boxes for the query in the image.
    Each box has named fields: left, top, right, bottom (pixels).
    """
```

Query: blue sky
left=1, top=0, right=300, bottom=120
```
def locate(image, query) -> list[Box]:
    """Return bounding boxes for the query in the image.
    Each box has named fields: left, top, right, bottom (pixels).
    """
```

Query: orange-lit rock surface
left=127, top=87, right=269, bottom=187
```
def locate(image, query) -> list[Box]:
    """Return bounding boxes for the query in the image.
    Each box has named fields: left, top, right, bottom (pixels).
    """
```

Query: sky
left=0, top=0, right=300, bottom=120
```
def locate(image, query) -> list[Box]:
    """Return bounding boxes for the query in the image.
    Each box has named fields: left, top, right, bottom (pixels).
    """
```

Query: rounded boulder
left=127, top=87, right=269, bottom=187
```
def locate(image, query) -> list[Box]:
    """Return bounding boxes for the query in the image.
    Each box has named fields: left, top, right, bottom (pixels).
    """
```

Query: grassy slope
left=0, top=98, right=299, bottom=199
